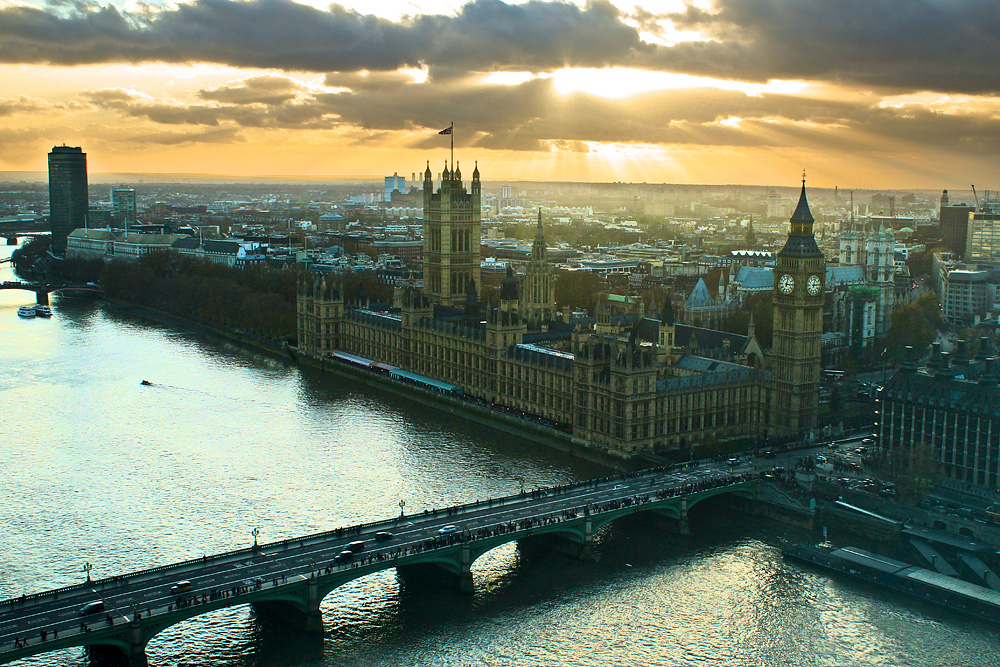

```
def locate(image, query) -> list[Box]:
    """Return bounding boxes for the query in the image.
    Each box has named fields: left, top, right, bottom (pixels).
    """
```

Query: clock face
left=778, top=274, right=795, bottom=295
left=807, top=274, right=822, bottom=296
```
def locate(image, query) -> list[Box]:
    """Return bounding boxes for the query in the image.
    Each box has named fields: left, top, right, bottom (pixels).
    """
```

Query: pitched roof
left=826, top=265, right=866, bottom=286
left=685, top=278, right=716, bottom=308
left=734, top=266, right=773, bottom=290
left=674, top=324, right=748, bottom=354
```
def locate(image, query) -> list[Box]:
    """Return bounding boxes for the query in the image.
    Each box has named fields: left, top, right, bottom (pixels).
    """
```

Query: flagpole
left=450, top=121, right=454, bottom=171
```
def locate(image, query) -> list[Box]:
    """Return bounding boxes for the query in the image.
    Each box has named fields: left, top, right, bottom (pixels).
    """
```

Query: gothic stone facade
left=298, top=275, right=767, bottom=455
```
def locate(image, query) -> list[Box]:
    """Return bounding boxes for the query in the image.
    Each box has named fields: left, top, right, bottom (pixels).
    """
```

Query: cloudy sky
left=1, top=0, right=998, bottom=187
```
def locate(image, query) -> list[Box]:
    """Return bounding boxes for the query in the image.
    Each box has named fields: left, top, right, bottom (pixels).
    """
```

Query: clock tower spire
left=770, top=174, right=825, bottom=437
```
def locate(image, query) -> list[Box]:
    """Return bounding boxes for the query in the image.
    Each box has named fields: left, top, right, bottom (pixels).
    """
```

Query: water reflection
left=3, top=242, right=1000, bottom=667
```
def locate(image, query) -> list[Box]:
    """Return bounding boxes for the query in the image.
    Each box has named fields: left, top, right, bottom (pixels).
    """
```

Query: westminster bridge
left=0, top=281, right=100, bottom=304
left=0, top=465, right=760, bottom=666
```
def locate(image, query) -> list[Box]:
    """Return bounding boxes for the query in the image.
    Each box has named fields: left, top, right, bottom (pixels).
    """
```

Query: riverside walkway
left=0, top=465, right=759, bottom=666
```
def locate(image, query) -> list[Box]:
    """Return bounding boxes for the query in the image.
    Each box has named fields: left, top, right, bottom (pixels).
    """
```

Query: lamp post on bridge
left=399, top=499, right=405, bottom=518
left=252, top=528, right=260, bottom=552
left=83, top=562, right=92, bottom=583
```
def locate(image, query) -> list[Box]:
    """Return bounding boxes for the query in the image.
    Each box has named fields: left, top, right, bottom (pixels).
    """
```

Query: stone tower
left=522, top=208, right=556, bottom=329
left=770, top=176, right=825, bottom=436
left=422, top=160, right=482, bottom=307
left=297, top=274, right=343, bottom=356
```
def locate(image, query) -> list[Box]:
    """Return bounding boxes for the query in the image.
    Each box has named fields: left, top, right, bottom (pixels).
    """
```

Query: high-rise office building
left=48, top=146, right=89, bottom=255
left=111, top=185, right=137, bottom=229
left=940, top=190, right=975, bottom=260
left=965, top=204, right=1000, bottom=266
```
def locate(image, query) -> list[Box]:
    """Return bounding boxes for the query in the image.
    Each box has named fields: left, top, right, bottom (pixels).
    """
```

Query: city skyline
left=1, top=1, right=998, bottom=188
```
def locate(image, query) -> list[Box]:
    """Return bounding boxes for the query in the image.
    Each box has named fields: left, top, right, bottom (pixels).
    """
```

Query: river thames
left=2, top=242, right=998, bottom=667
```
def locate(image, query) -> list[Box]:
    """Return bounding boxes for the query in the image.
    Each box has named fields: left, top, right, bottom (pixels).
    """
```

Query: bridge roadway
left=0, top=281, right=99, bottom=304
left=0, top=463, right=759, bottom=666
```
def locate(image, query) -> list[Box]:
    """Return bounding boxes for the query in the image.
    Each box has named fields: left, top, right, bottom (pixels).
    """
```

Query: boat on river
left=34, top=305, right=52, bottom=317
left=783, top=542, right=1000, bottom=624
left=17, top=306, right=36, bottom=318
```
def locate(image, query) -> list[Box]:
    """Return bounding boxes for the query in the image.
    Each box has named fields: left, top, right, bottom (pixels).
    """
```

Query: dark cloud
left=82, top=75, right=1000, bottom=159
left=199, top=76, right=305, bottom=105
left=0, top=0, right=995, bottom=94
left=85, top=86, right=339, bottom=129
left=324, top=71, right=418, bottom=91
left=0, top=0, right=645, bottom=73
left=658, top=0, right=1000, bottom=94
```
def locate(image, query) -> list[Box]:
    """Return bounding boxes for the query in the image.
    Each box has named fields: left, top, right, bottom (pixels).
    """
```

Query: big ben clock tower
left=770, top=173, right=825, bottom=436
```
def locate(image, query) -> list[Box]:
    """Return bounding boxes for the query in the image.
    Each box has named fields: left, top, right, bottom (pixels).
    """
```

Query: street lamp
left=83, top=562, right=92, bottom=583
left=252, top=528, right=260, bottom=551
left=399, top=499, right=406, bottom=518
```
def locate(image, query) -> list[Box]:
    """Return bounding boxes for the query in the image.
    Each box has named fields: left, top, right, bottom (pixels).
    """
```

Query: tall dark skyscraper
left=48, top=146, right=88, bottom=255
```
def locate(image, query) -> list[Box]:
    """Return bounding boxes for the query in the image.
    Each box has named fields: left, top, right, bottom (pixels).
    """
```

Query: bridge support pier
left=396, top=549, right=473, bottom=594
left=35, top=291, right=48, bottom=305
left=518, top=521, right=595, bottom=562
left=128, top=620, right=149, bottom=667
left=650, top=500, right=690, bottom=536
left=304, top=578, right=324, bottom=633
left=443, top=545, right=475, bottom=594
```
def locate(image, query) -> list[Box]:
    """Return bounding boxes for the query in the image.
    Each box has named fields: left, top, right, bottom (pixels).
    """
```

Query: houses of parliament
left=297, top=162, right=823, bottom=456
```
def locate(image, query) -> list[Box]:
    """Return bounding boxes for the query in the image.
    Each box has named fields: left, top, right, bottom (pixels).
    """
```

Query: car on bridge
left=334, top=550, right=354, bottom=563
left=347, top=541, right=366, bottom=552
left=438, top=525, right=458, bottom=535
left=375, top=531, right=394, bottom=541
left=170, top=581, right=193, bottom=595
left=80, top=600, right=105, bottom=615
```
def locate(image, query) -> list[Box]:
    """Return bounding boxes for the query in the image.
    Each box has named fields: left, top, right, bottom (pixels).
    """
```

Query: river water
left=2, top=241, right=998, bottom=667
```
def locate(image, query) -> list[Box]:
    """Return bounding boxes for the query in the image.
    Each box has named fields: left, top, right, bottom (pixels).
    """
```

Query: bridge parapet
left=0, top=469, right=759, bottom=667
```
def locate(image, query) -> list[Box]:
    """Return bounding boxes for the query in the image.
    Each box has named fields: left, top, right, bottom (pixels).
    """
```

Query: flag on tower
left=439, top=125, right=453, bottom=135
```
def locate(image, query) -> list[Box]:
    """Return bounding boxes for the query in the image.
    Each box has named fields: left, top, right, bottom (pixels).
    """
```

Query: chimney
left=978, top=336, right=992, bottom=360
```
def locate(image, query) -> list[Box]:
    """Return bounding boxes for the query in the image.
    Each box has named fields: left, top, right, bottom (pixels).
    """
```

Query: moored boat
left=34, top=305, right=52, bottom=317
left=17, top=306, right=36, bottom=318
left=783, top=542, right=1000, bottom=624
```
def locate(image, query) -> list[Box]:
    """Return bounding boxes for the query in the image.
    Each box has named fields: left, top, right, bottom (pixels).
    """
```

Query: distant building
left=941, top=269, right=994, bottom=326
left=48, top=146, right=89, bottom=255
left=111, top=185, right=137, bottom=229
left=877, top=341, right=1000, bottom=495
left=966, top=207, right=1000, bottom=266
left=939, top=189, right=974, bottom=260
left=838, top=219, right=895, bottom=338
left=384, top=172, right=407, bottom=202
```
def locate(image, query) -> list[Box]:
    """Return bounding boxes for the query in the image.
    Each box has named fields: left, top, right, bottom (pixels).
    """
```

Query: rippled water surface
left=2, top=242, right=998, bottom=667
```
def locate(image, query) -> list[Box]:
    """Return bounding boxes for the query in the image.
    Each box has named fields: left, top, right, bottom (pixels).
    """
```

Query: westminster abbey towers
left=770, top=178, right=825, bottom=435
